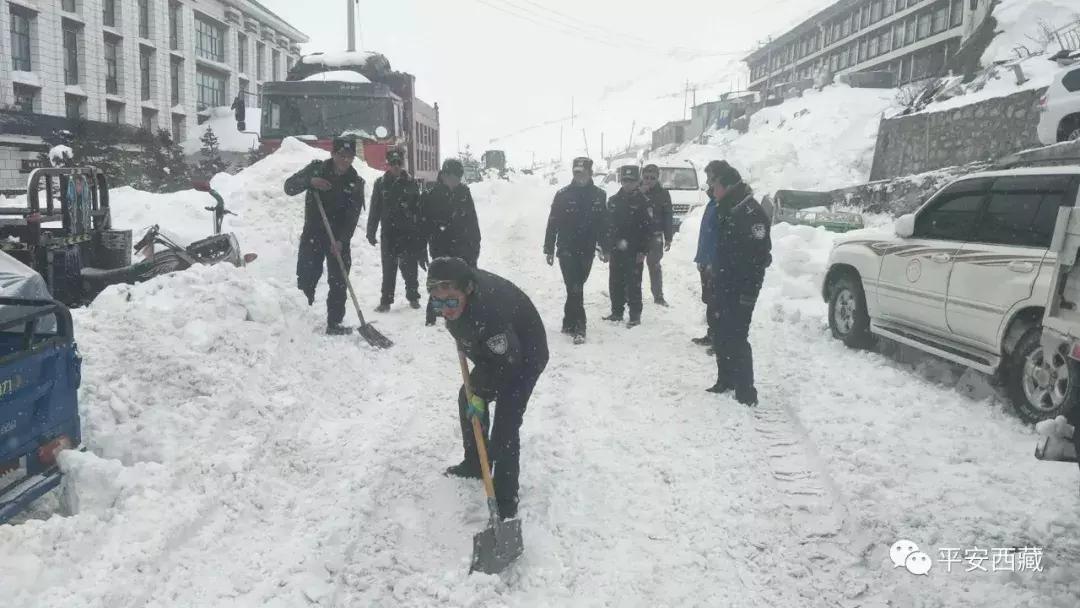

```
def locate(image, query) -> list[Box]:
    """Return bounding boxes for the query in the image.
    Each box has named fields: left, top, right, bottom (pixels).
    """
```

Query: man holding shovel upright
left=284, top=136, right=366, bottom=335
left=428, top=256, right=549, bottom=521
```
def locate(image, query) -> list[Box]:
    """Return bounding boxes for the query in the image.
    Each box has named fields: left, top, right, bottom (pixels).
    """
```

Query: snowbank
left=300, top=51, right=379, bottom=68
left=301, top=70, right=370, bottom=83
left=982, top=0, right=1080, bottom=64
left=182, top=106, right=261, bottom=156
left=660, top=85, right=897, bottom=194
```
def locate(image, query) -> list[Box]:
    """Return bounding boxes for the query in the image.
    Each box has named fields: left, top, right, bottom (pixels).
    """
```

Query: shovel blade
left=469, top=518, right=523, bottom=575
left=358, top=324, right=393, bottom=349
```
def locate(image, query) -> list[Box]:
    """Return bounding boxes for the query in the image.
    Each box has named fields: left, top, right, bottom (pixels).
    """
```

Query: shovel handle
left=459, top=350, right=497, bottom=501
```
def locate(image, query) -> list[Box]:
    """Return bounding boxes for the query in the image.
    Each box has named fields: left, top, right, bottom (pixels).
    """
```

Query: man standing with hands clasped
left=283, top=136, right=365, bottom=336
left=367, top=147, right=424, bottom=313
left=543, top=156, right=608, bottom=344
left=604, top=164, right=653, bottom=328
left=640, top=164, right=674, bottom=307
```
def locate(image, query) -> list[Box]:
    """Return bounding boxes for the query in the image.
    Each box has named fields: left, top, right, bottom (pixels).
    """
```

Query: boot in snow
left=573, top=333, right=586, bottom=345
left=497, top=497, right=518, bottom=521
left=602, top=313, right=623, bottom=322
left=444, top=460, right=482, bottom=479
left=626, top=318, right=641, bottom=328
left=692, top=335, right=711, bottom=346
left=326, top=323, right=354, bottom=336
left=706, top=381, right=733, bottom=394
left=735, top=387, right=758, bottom=407
left=375, top=301, right=391, bottom=313
left=409, top=299, right=421, bottom=310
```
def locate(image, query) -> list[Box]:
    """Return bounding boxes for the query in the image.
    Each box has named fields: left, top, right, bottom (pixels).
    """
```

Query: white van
left=655, top=165, right=708, bottom=232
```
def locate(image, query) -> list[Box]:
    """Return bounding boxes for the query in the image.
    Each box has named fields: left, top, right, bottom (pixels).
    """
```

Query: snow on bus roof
left=300, top=51, right=379, bottom=68
left=301, top=70, right=371, bottom=84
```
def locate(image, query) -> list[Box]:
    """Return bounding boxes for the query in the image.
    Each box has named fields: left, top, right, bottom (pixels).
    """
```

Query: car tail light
left=37, top=435, right=72, bottom=467
left=1037, top=95, right=1048, bottom=112
left=243, top=253, right=258, bottom=264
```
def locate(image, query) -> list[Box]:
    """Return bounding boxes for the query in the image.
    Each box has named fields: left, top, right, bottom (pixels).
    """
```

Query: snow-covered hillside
left=1, top=138, right=1077, bottom=606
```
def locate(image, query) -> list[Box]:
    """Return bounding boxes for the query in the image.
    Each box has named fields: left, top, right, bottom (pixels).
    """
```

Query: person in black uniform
left=367, top=147, right=424, bottom=313
left=604, top=165, right=653, bottom=328
left=706, top=161, right=772, bottom=406
left=429, top=257, right=549, bottom=520
left=640, top=164, right=674, bottom=306
left=420, top=158, right=482, bottom=326
left=283, top=136, right=366, bottom=335
left=543, top=156, right=608, bottom=343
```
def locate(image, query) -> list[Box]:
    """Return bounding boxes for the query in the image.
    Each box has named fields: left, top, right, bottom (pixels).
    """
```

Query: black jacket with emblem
left=711, top=182, right=772, bottom=297
left=367, top=170, right=423, bottom=249
left=284, top=159, right=366, bottom=244
left=446, top=269, right=549, bottom=397
left=641, top=184, right=674, bottom=244
left=544, top=180, right=609, bottom=257
left=420, top=179, right=481, bottom=262
left=605, top=188, right=654, bottom=256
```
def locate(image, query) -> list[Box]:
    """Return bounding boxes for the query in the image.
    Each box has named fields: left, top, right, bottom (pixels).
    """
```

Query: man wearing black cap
left=420, top=158, right=482, bottom=326
left=367, top=147, right=424, bottom=313
left=283, top=135, right=366, bottom=335
left=543, top=156, right=608, bottom=344
left=603, top=165, right=653, bottom=327
left=426, top=256, right=549, bottom=521
left=640, top=164, right=674, bottom=306
left=705, top=161, right=772, bottom=406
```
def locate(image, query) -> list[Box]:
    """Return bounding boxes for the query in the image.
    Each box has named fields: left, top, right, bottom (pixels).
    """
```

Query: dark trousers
left=559, top=253, right=595, bottom=335
left=609, top=250, right=644, bottom=319
left=426, top=250, right=478, bottom=324
left=457, top=368, right=542, bottom=507
left=297, top=234, right=351, bottom=326
left=380, top=238, right=420, bottom=304
left=646, top=235, right=664, bottom=300
left=711, top=289, right=758, bottom=402
left=700, top=268, right=719, bottom=339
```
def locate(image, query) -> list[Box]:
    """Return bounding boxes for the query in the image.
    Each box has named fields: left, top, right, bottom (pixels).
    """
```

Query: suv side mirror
left=895, top=213, right=916, bottom=238
left=191, top=180, right=211, bottom=192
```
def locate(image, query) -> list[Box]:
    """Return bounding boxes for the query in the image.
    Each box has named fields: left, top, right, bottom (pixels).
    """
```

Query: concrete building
left=651, top=119, right=690, bottom=150
left=744, top=0, right=993, bottom=99
left=0, top=0, right=307, bottom=192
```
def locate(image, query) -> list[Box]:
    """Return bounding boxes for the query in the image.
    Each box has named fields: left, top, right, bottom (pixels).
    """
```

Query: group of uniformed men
left=284, top=137, right=771, bottom=521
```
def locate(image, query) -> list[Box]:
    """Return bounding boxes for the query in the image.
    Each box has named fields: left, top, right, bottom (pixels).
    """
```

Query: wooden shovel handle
left=459, top=350, right=497, bottom=500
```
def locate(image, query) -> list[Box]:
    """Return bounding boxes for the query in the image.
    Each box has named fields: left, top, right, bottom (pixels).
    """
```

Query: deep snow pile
left=1, top=153, right=1079, bottom=605
left=663, top=85, right=896, bottom=194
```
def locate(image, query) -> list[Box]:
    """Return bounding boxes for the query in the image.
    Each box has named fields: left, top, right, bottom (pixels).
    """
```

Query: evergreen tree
left=198, top=127, right=229, bottom=180
left=157, top=129, right=192, bottom=192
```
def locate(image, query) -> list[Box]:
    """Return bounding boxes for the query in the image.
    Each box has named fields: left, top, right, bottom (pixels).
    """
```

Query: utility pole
left=570, top=97, right=575, bottom=128
left=600, top=132, right=604, bottom=160
left=683, top=80, right=689, bottom=120
left=582, top=129, right=589, bottom=159
left=627, top=120, right=635, bottom=151
left=560, top=124, right=564, bottom=164
left=346, top=0, right=357, bottom=52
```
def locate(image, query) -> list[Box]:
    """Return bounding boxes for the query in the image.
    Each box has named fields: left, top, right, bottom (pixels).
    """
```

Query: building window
left=196, top=68, right=226, bottom=110
left=107, top=101, right=123, bottom=124
left=105, top=37, right=120, bottom=94
left=906, top=17, right=917, bottom=44
left=933, top=3, right=949, bottom=33
left=10, top=10, right=32, bottom=72
left=880, top=30, right=892, bottom=54
left=272, top=50, right=280, bottom=80
left=13, top=84, right=35, bottom=113
left=237, top=33, right=247, bottom=73
left=62, top=0, right=76, bottom=12
left=142, top=108, right=157, bottom=132
left=896, top=0, right=906, bottom=11
left=140, top=49, right=154, bottom=100
left=286, top=56, right=294, bottom=73
left=171, top=58, right=182, bottom=105
left=869, top=35, right=880, bottom=57
left=170, top=3, right=181, bottom=50
left=950, top=0, right=964, bottom=26
left=195, top=15, right=225, bottom=62
left=139, top=0, right=150, bottom=38
left=256, top=84, right=262, bottom=103
left=103, top=0, right=116, bottom=27
left=256, top=42, right=265, bottom=79
left=65, top=95, right=84, bottom=120
left=172, top=114, right=185, bottom=140
left=63, top=24, right=79, bottom=85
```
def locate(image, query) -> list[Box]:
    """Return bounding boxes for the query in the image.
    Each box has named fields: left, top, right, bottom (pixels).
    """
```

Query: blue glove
left=466, top=394, right=487, bottom=419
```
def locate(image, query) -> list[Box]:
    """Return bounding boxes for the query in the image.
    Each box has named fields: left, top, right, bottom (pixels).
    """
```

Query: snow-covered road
left=2, top=143, right=1078, bottom=607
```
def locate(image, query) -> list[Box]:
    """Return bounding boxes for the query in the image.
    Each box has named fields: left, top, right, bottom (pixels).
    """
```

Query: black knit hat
left=386, top=147, right=404, bottom=165
left=426, top=256, right=475, bottom=291
left=441, top=158, right=464, bottom=178
left=332, top=136, right=357, bottom=155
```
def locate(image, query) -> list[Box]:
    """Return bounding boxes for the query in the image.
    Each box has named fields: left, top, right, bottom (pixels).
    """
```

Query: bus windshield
left=658, top=167, right=698, bottom=190
left=262, top=95, right=397, bottom=140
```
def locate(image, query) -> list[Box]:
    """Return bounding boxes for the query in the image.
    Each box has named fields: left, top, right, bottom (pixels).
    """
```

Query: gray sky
left=259, top=0, right=829, bottom=164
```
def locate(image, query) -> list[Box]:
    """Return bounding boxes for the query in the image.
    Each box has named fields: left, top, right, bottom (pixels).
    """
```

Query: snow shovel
left=457, top=349, right=523, bottom=575
left=313, top=191, right=393, bottom=349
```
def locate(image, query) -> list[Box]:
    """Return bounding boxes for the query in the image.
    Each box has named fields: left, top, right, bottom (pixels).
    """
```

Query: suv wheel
left=828, top=274, right=874, bottom=349
left=1005, top=327, right=1080, bottom=424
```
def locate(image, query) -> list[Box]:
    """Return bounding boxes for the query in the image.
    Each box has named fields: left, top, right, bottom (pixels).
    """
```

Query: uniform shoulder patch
left=485, top=332, right=509, bottom=355
left=751, top=223, right=767, bottom=240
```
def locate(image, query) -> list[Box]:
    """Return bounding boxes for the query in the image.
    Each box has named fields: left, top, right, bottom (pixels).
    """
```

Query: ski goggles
left=431, top=296, right=461, bottom=310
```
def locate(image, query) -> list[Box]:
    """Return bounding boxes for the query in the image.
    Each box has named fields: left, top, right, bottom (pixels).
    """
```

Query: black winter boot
left=444, top=460, right=482, bottom=479
left=497, top=496, right=518, bottom=520
left=326, top=323, right=353, bottom=336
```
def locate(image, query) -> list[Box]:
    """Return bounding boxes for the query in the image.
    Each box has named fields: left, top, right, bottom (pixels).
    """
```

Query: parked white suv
left=822, top=166, right=1080, bottom=422
left=1037, top=64, right=1080, bottom=146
